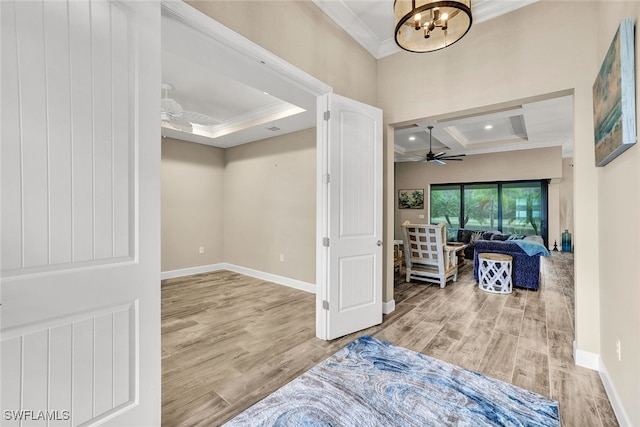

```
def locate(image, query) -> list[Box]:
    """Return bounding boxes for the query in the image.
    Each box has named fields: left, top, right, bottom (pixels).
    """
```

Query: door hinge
left=323, top=173, right=330, bottom=184
left=322, top=237, right=330, bottom=247
left=324, top=110, right=330, bottom=121
left=322, top=300, right=329, bottom=310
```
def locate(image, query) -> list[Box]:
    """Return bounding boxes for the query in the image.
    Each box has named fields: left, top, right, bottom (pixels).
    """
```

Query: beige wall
left=224, top=129, right=317, bottom=283
left=161, top=129, right=316, bottom=283
left=161, top=138, right=225, bottom=271
left=595, top=2, right=640, bottom=424
left=394, top=147, right=563, bottom=241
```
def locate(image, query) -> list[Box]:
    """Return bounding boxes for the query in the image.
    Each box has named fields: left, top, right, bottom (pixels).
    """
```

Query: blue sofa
left=473, top=240, right=549, bottom=290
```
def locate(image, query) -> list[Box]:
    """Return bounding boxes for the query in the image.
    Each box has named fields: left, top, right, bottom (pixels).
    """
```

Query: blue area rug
left=224, top=336, right=560, bottom=426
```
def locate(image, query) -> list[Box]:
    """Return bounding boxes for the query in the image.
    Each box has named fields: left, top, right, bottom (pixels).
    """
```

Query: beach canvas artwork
left=593, top=18, right=636, bottom=167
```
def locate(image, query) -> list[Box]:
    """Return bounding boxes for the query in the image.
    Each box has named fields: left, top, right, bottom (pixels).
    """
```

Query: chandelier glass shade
left=394, top=0, right=472, bottom=53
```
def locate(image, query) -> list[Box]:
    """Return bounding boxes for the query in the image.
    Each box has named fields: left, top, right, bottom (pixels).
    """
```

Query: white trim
left=316, top=94, right=330, bottom=340
left=382, top=299, right=396, bottom=315
left=161, top=263, right=316, bottom=294
left=225, top=264, right=315, bottom=294
left=378, top=39, right=401, bottom=59
left=160, top=263, right=226, bottom=280
left=573, top=340, right=600, bottom=371
left=311, top=0, right=394, bottom=59
left=599, top=359, right=632, bottom=427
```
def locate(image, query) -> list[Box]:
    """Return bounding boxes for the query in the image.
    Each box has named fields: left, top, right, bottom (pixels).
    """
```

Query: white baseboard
left=382, top=299, right=395, bottom=315
left=161, top=263, right=226, bottom=280
left=572, top=341, right=630, bottom=426
left=599, top=359, right=632, bottom=426
left=224, top=264, right=315, bottom=294
left=161, top=263, right=315, bottom=294
left=573, top=341, right=600, bottom=371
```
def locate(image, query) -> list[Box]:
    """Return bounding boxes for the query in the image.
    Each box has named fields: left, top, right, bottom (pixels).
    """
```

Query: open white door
left=1, top=1, right=160, bottom=425
left=317, top=93, right=383, bottom=340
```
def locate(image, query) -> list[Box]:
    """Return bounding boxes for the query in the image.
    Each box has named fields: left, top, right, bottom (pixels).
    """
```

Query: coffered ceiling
left=394, top=95, right=575, bottom=162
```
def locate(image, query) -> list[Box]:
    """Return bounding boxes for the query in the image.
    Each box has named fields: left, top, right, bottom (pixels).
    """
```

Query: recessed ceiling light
left=484, top=125, right=493, bottom=130
left=409, top=136, right=416, bottom=141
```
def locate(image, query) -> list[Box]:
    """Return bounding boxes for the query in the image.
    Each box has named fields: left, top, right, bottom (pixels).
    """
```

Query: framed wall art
left=398, top=189, right=424, bottom=209
left=593, top=18, right=636, bottom=167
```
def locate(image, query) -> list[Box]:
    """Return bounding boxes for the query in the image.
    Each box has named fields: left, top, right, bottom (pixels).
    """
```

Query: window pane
left=430, top=185, right=461, bottom=228
left=464, top=184, right=498, bottom=230
left=502, top=182, right=542, bottom=236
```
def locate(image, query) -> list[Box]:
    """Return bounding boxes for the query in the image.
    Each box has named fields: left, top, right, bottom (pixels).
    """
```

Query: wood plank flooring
left=161, top=253, right=619, bottom=426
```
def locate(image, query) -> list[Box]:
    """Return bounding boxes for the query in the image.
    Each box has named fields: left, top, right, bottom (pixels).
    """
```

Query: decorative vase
left=561, top=230, right=572, bottom=252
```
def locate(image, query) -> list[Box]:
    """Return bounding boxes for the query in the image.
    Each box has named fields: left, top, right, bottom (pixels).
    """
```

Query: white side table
left=478, top=253, right=513, bottom=294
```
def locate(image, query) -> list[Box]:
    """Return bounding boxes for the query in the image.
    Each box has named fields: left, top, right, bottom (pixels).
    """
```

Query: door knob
left=376, top=240, right=383, bottom=246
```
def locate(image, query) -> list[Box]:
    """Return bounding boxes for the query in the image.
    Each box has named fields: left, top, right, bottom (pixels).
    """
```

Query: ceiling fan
left=161, top=83, right=219, bottom=131
left=423, top=125, right=465, bottom=165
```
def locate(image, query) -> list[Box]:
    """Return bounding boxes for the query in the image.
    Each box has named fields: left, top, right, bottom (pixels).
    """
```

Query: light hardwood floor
left=161, top=253, right=619, bottom=426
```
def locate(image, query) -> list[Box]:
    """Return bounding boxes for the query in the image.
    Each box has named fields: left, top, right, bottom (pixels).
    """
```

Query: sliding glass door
left=430, top=180, right=548, bottom=244
left=502, top=181, right=544, bottom=236
left=430, top=184, right=461, bottom=228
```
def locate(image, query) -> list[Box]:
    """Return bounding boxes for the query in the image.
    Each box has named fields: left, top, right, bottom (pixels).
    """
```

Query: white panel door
left=317, top=93, right=383, bottom=340
left=1, top=1, right=160, bottom=425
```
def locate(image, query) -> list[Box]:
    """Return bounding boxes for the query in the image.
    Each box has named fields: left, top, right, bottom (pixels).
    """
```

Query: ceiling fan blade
left=433, top=159, right=446, bottom=165
left=441, top=157, right=464, bottom=161
left=162, top=115, right=193, bottom=133
left=396, top=153, right=426, bottom=162
left=182, top=110, right=220, bottom=126
left=434, top=152, right=447, bottom=157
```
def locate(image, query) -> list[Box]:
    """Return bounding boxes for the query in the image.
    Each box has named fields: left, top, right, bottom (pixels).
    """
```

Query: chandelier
left=394, top=0, right=472, bottom=53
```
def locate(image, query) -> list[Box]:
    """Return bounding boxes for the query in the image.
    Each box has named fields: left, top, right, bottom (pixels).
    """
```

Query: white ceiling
left=162, top=0, right=574, bottom=160
left=161, top=12, right=316, bottom=148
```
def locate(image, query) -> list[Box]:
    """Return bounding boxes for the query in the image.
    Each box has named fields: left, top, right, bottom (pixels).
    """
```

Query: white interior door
left=1, top=1, right=160, bottom=425
left=316, top=93, right=383, bottom=340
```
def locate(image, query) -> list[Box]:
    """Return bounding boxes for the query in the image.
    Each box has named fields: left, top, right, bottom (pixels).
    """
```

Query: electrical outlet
left=616, top=338, right=621, bottom=361
left=279, top=254, right=285, bottom=262
left=418, top=214, right=425, bottom=219
left=199, top=247, right=205, bottom=254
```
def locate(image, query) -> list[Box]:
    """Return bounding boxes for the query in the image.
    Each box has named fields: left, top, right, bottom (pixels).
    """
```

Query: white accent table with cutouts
left=477, top=253, right=513, bottom=294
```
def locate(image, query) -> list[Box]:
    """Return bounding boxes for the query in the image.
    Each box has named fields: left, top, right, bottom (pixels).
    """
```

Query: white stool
left=478, top=253, right=513, bottom=294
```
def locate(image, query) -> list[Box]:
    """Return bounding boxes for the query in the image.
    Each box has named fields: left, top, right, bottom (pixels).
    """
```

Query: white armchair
left=402, top=222, right=458, bottom=288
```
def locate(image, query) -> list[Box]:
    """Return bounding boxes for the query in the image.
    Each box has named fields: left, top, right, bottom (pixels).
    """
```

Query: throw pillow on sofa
left=469, top=231, right=483, bottom=244
left=507, top=234, right=525, bottom=240
left=490, top=233, right=511, bottom=241
left=482, top=230, right=502, bottom=240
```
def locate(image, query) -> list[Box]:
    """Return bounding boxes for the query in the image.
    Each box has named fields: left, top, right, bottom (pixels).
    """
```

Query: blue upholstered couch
left=473, top=240, right=548, bottom=290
